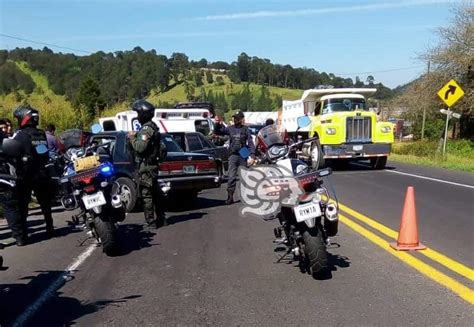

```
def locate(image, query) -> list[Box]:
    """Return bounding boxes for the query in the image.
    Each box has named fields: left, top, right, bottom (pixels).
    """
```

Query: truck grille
left=346, top=117, right=371, bottom=143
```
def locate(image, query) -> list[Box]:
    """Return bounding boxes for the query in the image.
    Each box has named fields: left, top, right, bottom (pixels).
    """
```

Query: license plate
left=82, top=191, right=106, bottom=210
left=353, top=145, right=363, bottom=151
left=183, top=165, right=195, bottom=174
left=294, top=201, right=322, bottom=222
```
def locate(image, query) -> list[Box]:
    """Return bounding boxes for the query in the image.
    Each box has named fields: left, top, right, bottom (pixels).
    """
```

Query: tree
left=184, top=80, right=195, bottom=101
left=193, top=70, right=203, bottom=87
left=421, top=4, right=473, bottom=139
left=170, top=52, right=189, bottom=82
left=75, top=76, right=104, bottom=116
left=236, top=53, right=251, bottom=82
left=206, top=71, right=213, bottom=84
left=215, top=76, right=225, bottom=85
left=366, top=75, right=375, bottom=86
left=255, top=85, right=273, bottom=111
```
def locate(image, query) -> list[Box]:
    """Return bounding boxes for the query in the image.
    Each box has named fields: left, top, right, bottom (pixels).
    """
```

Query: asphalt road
left=1, top=160, right=473, bottom=326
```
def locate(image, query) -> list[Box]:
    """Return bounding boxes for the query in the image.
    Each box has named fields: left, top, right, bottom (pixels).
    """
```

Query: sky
left=0, top=0, right=466, bottom=88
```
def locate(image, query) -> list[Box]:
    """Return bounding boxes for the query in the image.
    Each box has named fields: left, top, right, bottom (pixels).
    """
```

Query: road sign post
left=440, top=109, right=461, bottom=156
left=437, top=80, right=464, bottom=156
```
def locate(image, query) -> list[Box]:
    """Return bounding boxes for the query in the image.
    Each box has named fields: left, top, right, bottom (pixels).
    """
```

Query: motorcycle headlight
left=268, top=145, right=288, bottom=159
left=325, top=128, right=336, bottom=135
left=381, top=126, right=392, bottom=133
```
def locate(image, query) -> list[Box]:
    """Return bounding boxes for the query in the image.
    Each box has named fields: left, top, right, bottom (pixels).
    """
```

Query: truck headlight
left=325, top=128, right=336, bottom=135
left=381, top=126, right=392, bottom=133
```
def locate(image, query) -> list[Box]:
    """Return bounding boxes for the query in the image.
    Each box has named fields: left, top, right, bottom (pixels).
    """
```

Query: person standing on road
left=128, top=100, right=167, bottom=229
left=0, top=130, right=26, bottom=246
left=45, top=123, right=60, bottom=155
left=214, top=111, right=255, bottom=205
left=13, top=106, right=54, bottom=241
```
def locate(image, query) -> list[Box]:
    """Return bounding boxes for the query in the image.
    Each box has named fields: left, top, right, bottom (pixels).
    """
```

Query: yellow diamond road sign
left=437, top=79, right=465, bottom=107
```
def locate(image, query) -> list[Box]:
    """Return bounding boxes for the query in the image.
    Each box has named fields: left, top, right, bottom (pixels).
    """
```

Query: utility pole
left=421, top=61, right=430, bottom=140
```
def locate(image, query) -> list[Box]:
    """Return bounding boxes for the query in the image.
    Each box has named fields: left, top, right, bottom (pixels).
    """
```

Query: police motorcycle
left=243, top=116, right=339, bottom=277
left=59, top=124, right=125, bottom=255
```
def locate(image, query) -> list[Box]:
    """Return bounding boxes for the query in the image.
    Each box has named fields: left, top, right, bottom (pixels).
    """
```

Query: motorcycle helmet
left=132, top=100, right=155, bottom=124
left=13, top=106, right=40, bottom=128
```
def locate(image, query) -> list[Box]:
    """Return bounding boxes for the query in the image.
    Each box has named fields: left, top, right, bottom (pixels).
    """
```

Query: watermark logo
left=238, top=165, right=304, bottom=218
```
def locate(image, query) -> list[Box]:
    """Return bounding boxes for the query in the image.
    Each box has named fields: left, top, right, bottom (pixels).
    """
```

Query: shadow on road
left=111, top=223, right=158, bottom=257
left=0, top=270, right=142, bottom=326
left=313, top=253, right=351, bottom=281
left=328, top=160, right=396, bottom=172
left=164, top=196, right=226, bottom=212
left=0, top=270, right=141, bottom=326
left=167, top=211, right=207, bottom=225
left=0, top=219, right=82, bottom=245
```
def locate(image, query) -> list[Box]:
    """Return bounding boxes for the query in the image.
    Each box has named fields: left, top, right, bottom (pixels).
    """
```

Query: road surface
left=1, top=161, right=473, bottom=326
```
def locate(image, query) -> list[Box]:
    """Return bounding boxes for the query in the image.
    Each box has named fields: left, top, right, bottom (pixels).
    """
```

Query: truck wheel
left=311, top=139, right=326, bottom=170
left=114, top=177, right=137, bottom=212
left=371, top=156, right=387, bottom=170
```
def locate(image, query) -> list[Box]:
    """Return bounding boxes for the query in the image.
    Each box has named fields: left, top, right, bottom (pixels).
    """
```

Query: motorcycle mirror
left=1, top=138, right=25, bottom=157
left=35, top=144, right=48, bottom=155
left=239, top=147, right=251, bottom=159
left=297, top=116, right=312, bottom=129
left=91, top=124, right=103, bottom=134
left=317, top=167, right=332, bottom=177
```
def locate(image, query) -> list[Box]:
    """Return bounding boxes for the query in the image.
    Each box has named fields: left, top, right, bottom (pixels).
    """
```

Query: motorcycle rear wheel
left=94, top=216, right=117, bottom=256
left=303, top=227, right=328, bottom=277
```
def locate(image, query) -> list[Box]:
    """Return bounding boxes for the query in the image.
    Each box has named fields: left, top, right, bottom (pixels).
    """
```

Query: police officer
left=0, top=130, right=25, bottom=246
left=128, top=100, right=167, bottom=229
left=214, top=111, right=255, bottom=205
left=13, top=106, right=54, bottom=239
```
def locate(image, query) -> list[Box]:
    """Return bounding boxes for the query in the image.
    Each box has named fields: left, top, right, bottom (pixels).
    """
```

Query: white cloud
left=192, top=0, right=458, bottom=21
left=51, top=31, right=240, bottom=42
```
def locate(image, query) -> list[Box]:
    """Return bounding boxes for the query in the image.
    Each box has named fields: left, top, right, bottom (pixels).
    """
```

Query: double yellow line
left=337, top=202, right=474, bottom=305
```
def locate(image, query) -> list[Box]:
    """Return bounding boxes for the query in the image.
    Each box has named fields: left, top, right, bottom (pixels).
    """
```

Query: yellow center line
left=339, top=214, right=474, bottom=305
left=338, top=202, right=474, bottom=282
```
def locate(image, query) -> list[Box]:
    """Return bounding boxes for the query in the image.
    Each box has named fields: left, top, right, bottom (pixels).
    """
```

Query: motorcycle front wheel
left=303, top=227, right=328, bottom=278
left=94, top=216, right=118, bottom=256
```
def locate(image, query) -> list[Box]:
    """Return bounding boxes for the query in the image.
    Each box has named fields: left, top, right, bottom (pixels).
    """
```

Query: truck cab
left=283, top=88, right=394, bottom=169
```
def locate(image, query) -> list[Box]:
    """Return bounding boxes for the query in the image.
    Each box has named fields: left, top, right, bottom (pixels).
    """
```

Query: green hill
left=1, top=63, right=302, bottom=128
left=0, top=62, right=84, bottom=131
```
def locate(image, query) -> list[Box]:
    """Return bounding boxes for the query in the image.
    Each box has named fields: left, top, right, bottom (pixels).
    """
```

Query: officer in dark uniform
left=0, top=130, right=25, bottom=246
left=214, top=111, right=255, bottom=204
left=128, top=100, right=167, bottom=229
left=13, top=106, right=54, bottom=239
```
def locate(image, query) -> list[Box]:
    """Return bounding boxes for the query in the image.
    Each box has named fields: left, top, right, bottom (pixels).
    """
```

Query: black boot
left=15, top=236, right=28, bottom=247
left=226, top=191, right=234, bottom=205
left=156, top=212, right=168, bottom=228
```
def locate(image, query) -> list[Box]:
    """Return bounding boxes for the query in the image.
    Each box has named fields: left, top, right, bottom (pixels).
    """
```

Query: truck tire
left=94, top=216, right=117, bottom=256
left=303, top=227, right=328, bottom=277
left=114, top=177, right=137, bottom=212
left=311, top=139, right=326, bottom=170
left=371, top=156, right=387, bottom=170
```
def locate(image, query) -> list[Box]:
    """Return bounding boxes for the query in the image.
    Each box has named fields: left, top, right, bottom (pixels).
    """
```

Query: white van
left=99, top=108, right=215, bottom=135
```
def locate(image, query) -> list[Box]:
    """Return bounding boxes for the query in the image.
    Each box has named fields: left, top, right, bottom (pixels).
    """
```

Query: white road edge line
left=384, top=169, right=474, bottom=189
left=12, top=244, right=97, bottom=327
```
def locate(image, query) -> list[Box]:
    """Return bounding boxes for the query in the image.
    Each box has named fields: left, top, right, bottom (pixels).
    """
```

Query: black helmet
left=14, top=106, right=40, bottom=128
left=132, top=100, right=154, bottom=124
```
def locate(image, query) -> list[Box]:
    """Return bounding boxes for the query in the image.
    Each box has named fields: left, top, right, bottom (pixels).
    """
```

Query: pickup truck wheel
left=311, top=139, right=326, bottom=170
left=371, top=156, right=387, bottom=170
left=114, top=177, right=137, bottom=212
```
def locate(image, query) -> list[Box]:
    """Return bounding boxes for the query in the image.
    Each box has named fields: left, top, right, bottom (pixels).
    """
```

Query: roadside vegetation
left=391, top=140, right=474, bottom=172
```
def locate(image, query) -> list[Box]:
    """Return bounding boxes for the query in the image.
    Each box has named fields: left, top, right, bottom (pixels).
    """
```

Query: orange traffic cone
left=390, top=186, right=427, bottom=251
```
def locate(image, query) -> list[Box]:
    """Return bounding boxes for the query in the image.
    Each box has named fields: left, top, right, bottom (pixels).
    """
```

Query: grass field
left=390, top=140, right=474, bottom=172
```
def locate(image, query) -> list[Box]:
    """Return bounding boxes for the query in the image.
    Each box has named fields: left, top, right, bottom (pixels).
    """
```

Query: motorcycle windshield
left=257, top=125, right=287, bottom=148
